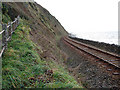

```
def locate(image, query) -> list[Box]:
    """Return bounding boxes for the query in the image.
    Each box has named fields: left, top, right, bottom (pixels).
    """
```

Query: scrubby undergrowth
left=2, top=19, right=82, bottom=88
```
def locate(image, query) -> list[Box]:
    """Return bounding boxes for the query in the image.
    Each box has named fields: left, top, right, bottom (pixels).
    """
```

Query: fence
left=0, top=16, right=20, bottom=57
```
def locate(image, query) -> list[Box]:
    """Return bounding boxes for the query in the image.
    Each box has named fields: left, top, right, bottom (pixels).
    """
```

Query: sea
left=73, top=31, right=119, bottom=45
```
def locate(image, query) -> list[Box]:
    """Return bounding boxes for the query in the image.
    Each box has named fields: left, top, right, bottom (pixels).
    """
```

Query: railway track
left=63, top=37, right=120, bottom=75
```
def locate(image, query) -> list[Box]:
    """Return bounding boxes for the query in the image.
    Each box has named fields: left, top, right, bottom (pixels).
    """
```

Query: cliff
left=2, top=2, right=82, bottom=88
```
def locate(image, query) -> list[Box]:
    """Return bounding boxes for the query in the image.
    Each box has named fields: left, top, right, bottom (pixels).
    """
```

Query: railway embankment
left=69, top=36, right=120, bottom=55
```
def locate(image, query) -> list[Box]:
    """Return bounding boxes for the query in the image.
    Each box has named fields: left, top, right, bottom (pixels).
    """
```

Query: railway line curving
left=63, top=37, right=120, bottom=76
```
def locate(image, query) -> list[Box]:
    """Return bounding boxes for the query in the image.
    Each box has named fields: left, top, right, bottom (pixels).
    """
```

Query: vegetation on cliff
left=2, top=19, right=81, bottom=88
left=2, top=2, right=83, bottom=88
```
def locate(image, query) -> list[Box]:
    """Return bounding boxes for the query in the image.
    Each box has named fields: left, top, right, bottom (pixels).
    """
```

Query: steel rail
left=67, top=37, right=120, bottom=58
left=64, top=37, right=120, bottom=70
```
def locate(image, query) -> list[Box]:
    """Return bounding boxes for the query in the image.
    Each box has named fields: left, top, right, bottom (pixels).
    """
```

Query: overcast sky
left=35, top=0, right=119, bottom=34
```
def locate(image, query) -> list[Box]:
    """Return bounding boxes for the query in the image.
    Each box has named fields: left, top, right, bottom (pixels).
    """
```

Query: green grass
left=45, top=60, right=82, bottom=88
left=2, top=14, right=11, bottom=24
left=2, top=19, right=83, bottom=88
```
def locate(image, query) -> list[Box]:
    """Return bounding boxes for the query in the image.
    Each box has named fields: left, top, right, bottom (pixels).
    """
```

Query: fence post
left=12, top=21, right=14, bottom=33
left=10, top=22, right=13, bottom=34
left=2, top=24, right=7, bottom=48
left=16, top=17, right=18, bottom=27
left=13, top=22, right=15, bottom=32
left=17, top=16, right=20, bottom=25
left=15, top=18, right=17, bottom=29
left=8, top=22, right=11, bottom=41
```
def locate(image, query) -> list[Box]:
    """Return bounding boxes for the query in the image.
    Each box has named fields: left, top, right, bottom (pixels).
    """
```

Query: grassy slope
left=2, top=19, right=82, bottom=88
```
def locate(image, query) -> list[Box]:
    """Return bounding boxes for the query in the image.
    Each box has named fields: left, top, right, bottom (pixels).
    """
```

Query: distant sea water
left=75, top=31, right=118, bottom=45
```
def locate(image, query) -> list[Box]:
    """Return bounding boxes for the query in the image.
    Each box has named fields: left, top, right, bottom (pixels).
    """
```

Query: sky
left=34, top=0, right=119, bottom=34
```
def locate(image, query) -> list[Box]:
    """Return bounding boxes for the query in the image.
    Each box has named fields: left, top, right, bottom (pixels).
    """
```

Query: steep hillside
left=2, top=2, right=68, bottom=62
left=2, top=2, right=83, bottom=88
